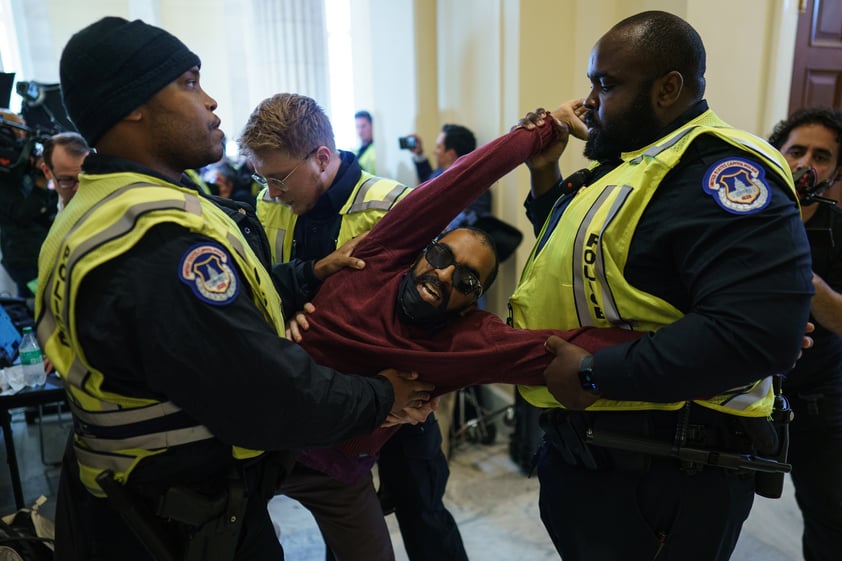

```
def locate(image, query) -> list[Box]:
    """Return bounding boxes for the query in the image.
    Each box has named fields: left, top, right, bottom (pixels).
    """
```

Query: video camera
left=0, top=76, right=75, bottom=175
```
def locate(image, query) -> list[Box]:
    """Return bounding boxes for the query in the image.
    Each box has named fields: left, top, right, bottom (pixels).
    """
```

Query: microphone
left=560, top=168, right=592, bottom=193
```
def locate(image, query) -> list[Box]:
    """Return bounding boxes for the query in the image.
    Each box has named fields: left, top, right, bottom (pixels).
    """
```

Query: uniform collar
left=307, top=150, right=361, bottom=218
left=82, top=152, right=204, bottom=191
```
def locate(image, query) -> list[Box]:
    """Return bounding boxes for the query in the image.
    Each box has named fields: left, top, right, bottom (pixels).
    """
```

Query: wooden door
left=789, top=0, right=842, bottom=113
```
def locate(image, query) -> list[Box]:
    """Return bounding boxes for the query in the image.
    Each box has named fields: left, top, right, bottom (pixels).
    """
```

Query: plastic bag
left=0, top=496, right=54, bottom=561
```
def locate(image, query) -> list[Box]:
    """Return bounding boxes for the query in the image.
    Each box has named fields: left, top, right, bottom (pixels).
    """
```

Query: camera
left=398, top=136, right=417, bottom=150
left=0, top=81, right=72, bottom=175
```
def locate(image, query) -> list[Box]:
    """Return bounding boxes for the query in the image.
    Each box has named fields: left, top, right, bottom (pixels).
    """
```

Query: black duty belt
left=538, top=403, right=791, bottom=476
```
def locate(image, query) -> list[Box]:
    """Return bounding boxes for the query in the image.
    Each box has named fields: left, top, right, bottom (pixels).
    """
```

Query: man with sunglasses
left=260, top=104, right=640, bottom=561
left=40, top=131, right=89, bottom=210
left=240, top=93, right=467, bottom=561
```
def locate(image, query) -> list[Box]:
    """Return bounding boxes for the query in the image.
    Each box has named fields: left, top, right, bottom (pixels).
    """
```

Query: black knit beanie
left=59, top=17, right=200, bottom=146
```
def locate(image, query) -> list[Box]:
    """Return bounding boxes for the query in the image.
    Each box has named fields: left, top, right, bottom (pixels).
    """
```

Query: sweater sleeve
left=361, top=124, right=560, bottom=260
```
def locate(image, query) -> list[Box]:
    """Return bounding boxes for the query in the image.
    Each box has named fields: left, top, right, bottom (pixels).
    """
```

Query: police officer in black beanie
left=38, top=17, right=433, bottom=561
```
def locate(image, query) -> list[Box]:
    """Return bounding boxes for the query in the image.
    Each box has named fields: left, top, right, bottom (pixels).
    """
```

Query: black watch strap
left=577, top=355, right=600, bottom=396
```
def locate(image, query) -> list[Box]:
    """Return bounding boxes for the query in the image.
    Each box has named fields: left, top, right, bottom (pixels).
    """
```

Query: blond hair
left=238, top=93, right=336, bottom=159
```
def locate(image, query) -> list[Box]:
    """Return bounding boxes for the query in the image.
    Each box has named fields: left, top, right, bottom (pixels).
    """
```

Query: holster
left=155, top=474, right=246, bottom=561
left=97, top=468, right=250, bottom=561
left=749, top=381, right=793, bottom=499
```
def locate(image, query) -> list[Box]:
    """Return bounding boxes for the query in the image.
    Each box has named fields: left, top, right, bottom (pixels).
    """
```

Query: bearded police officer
left=516, top=11, right=813, bottom=561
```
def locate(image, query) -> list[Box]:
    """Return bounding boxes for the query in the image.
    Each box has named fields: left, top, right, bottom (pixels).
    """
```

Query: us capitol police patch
left=178, top=243, right=240, bottom=305
left=702, top=157, right=771, bottom=215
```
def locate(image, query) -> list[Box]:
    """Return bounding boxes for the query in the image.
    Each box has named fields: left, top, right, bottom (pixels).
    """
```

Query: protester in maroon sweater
left=291, top=114, right=641, bottom=484
left=275, top=111, right=641, bottom=561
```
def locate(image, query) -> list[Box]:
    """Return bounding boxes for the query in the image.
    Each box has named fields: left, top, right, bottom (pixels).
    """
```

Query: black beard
left=584, top=85, right=660, bottom=161
left=396, top=271, right=453, bottom=328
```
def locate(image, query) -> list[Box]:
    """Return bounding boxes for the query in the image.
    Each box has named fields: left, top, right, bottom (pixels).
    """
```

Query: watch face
left=578, top=356, right=599, bottom=395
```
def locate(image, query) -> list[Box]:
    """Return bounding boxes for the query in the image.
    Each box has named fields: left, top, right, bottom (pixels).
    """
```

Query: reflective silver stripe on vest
left=49, top=183, right=213, bottom=443
left=572, top=185, right=633, bottom=328
left=347, top=178, right=408, bottom=213
left=74, top=443, right=136, bottom=476
left=630, top=126, right=790, bottom=180
left=68, top=399, right=186, bottom=427
left=225, top=230, right=248, bottom=262
left=629, top=126, right=698, bottom=164
left=714, top=377, right=773, bottom=411
left=272, top=227, right=286, bottom=264
left=77, top=425, right=215, bottom=453
left=58, top=183, right=200, bottom=390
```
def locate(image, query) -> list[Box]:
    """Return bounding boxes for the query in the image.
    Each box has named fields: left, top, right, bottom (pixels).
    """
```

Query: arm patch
left=702, top=157, right=771, bottom=215
left=178, top=243, right=240, bottom=305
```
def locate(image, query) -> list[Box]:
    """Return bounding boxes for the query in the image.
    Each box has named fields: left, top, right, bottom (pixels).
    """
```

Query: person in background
left=355, top=110, right=375, bottom=174
left=206, top=160, right=257, bottom=207
left=241, top=93, right=468, bottom=561
left=518, top=10, right=813, bottom=560
left=407, top=123, right=488, bottom=231
left=768, top=107, right=842, bottom=561
left=40, top=131, right=89, bottom=210
left=0, top=108, right=56, bottom=299
left=38, top=17, right=432, bottom=561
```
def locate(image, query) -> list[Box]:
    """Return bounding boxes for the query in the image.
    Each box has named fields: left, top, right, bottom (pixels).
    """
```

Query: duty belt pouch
left=749, top=415, right=791, bottom=499
left=156, top=473, right=247, bottom=561
left=742, top=381, right=792, bottom=499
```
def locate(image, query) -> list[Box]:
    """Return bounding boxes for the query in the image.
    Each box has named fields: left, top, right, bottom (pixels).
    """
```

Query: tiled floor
left=1, top=403, right=804, bottom=560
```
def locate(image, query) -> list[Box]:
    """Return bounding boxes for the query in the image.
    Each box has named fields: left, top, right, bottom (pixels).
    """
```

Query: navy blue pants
left=55, top=438, right=283, bottom=561
left=787, top=382, right=842, bottom=561
left=377, top=414, right=468, bottom=561
left=537, top=440, right=755, bottom=561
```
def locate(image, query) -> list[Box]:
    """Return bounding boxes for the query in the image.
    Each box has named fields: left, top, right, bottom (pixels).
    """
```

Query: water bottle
left=19, top=326, right=46, bottom=387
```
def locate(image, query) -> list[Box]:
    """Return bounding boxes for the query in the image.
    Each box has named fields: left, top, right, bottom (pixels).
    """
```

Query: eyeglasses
left=53, top=175, right=79, bottom=190
left=252, top=147, right=319, bottom=193
left=423, top=240, right=483, bottom=296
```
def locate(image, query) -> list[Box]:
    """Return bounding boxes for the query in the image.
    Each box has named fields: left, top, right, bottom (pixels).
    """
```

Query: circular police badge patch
left=702, top=157, right=771, bottom=215
left=178, top=243, right=239, bottom=305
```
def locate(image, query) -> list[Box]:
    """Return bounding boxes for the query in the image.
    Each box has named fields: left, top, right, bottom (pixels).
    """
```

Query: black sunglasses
left=423, top=240, right=483, bottom=296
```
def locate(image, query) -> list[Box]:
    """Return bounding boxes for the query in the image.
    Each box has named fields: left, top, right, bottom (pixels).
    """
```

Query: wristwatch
left=577, top=355, right=601, bottom=396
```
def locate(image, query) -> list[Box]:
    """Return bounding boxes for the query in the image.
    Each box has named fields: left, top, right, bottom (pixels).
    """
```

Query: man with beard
left=240, top=93, right=466, bottom=561
left=516, top=10, right=813, bottom=561
left=269, top=104, right=640, bottom=561
left=768, top=107, right=842, bottom=561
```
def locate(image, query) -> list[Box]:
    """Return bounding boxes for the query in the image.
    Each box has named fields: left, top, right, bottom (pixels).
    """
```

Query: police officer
left=240, top=93, right=469, bottom=561
left=36, top=18, right=432, bottom=561
left=768, top=107, right=842, bottom=561
left=516, top=11, right=813, bottom=561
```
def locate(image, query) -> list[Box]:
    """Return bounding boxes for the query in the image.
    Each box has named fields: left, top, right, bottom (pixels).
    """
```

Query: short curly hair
left=768, top=107, right=842, bottom=167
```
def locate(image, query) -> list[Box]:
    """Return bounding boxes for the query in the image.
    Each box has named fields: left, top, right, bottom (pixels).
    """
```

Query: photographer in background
left=40, top=131, right=89, bottom=211
left=404, top=124, right=489, bottom=232
left=0, top=108, right=57, bottom=299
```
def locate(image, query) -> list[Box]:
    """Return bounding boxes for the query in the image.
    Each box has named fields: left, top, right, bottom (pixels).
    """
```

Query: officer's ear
left=122, top=108, right=143, bottom=123
left=654, top=71, right=684, bottom=109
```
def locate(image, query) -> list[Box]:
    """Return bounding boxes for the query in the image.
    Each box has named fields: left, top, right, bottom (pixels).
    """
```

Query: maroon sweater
left=296, top=123, right=640, bottom=483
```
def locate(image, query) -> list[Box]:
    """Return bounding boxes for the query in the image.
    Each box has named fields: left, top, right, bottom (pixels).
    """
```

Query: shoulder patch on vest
left=178, top=243, right=239, bottom=305
left=702, top=157, right=771, bottom=215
